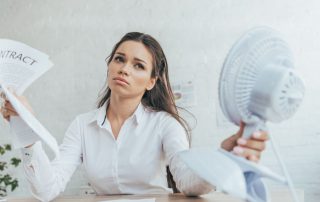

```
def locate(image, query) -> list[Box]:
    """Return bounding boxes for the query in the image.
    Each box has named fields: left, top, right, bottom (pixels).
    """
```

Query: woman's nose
left=118, top=62, right=131, bottom=75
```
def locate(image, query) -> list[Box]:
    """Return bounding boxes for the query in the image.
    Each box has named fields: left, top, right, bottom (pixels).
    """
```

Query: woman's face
left=107, top=40, right=156, bottom=99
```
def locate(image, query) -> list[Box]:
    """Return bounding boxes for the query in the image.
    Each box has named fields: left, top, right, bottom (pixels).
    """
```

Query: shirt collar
left=88, top=102, right=108, bottom=127
left=89, top=101, right=145, bottom=127
left=131, top=102, right=144, bottom=125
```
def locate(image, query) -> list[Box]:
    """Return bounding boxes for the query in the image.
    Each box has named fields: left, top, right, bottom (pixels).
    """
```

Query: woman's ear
left=146, top=77, right=157, bottom=91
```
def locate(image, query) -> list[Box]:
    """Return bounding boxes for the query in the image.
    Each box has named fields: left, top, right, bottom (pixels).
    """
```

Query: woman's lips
left=113, top=77, right=129, bottom=85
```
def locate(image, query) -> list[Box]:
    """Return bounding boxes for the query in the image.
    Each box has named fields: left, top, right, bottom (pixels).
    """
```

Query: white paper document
left=0, top=39, right=53, bottom=95
left=0, top=39, right=58, bottom=157
left=99, top=198, right=155, bottom=202
left=1, top=84, right=59, bottom=157
left=178, top=148, right=287, bottom=202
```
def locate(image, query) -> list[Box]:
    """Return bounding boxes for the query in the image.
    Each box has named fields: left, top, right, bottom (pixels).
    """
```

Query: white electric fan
left=219, top=27, right=305, bottom=202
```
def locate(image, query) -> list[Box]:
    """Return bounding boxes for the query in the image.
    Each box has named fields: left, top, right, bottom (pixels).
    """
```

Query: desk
left=7, top=189, right=304, bottom=202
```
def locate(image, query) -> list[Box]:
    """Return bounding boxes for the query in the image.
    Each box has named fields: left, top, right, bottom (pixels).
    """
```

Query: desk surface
left=7, top=189, right=304, bottom=202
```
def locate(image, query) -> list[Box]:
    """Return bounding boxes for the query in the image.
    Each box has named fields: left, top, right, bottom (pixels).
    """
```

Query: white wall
left=0, top=0, right=319, bottom=201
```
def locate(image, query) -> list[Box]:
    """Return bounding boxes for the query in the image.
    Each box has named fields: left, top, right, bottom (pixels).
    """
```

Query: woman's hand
left=1, top=92, right=36, bottom=148
left=221, top=122, right=269, bottom=163
left=0, top=92, right=34, bottom=121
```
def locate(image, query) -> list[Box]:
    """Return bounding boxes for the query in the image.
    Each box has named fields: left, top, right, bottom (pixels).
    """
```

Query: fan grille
left=219, top=27, right=294, bottom=124
left=236, top=37, right=293, bottom=121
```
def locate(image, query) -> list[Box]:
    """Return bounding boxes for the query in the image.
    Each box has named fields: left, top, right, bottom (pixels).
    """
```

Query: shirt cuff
left=20, top=141, right=42, bottom=165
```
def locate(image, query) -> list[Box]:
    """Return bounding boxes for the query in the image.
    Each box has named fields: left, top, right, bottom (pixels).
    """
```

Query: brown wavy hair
left=97, top=32, right=191, bottom=145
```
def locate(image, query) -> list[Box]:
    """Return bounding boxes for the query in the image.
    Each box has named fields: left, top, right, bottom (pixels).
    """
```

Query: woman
left=1, top=32, right=268, bottom=201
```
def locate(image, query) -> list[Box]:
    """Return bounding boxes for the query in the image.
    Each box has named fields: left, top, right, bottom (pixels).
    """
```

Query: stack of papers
left=0, top=39, right=59, bottom=157
left=0, top=39, right=53, bottom=94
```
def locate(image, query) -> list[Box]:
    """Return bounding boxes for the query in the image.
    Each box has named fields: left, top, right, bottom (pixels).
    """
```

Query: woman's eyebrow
left=115, top=52, right=147, bottom=64
left=115, top=52, right=125, bottom=56
left=134, top=57, right=147, bottom=65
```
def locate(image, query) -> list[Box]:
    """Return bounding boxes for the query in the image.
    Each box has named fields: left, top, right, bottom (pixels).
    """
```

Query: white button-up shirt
left=17, top=103, right=213, bottom=201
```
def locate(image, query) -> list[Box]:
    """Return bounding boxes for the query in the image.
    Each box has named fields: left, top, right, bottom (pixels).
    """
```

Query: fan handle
left=242, top=118, right=267, bottom=139
left=242, top=118, right=301, bottom=202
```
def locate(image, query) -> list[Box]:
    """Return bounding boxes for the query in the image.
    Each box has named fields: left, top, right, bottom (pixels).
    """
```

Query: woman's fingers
left=4, top=107, right=18, bottom=116
left=4, top=100, right=15, bottom=111
left=251, top=131, right=269, bottom=141
left=0, top=100, right=19, bottom=121
left=237, top=137, right=266, bottom=151
left=233, top=131, right=269, bottom=162
left=1, top=107, right=10, bottom=121
left=233, top=146, right=261, bottom=161
left=248, top=155, right=259, bottom=163
left=4, top=100, right=18, bottom=115
left=221, top=121, right=269, bottom=162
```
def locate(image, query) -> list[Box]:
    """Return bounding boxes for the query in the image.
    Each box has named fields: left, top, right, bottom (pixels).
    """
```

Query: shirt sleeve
left=17, top=117, right=82, bottom=201
left=160, top=115, right=215, bottom=196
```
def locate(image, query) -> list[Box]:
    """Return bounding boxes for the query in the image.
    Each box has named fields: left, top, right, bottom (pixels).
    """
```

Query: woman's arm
left=161, top=117, right=268, bottom=196
left=1, top=96, right=82, bottom=201
left=18, top=117, right=82, bottom=201
left=161, top=115, right=214, bottom=196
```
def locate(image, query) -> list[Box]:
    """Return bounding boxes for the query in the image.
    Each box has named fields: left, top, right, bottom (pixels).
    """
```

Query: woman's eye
left=135, top=63, right=145, bottom=70
left=114, top=56, right=124, bottom=63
